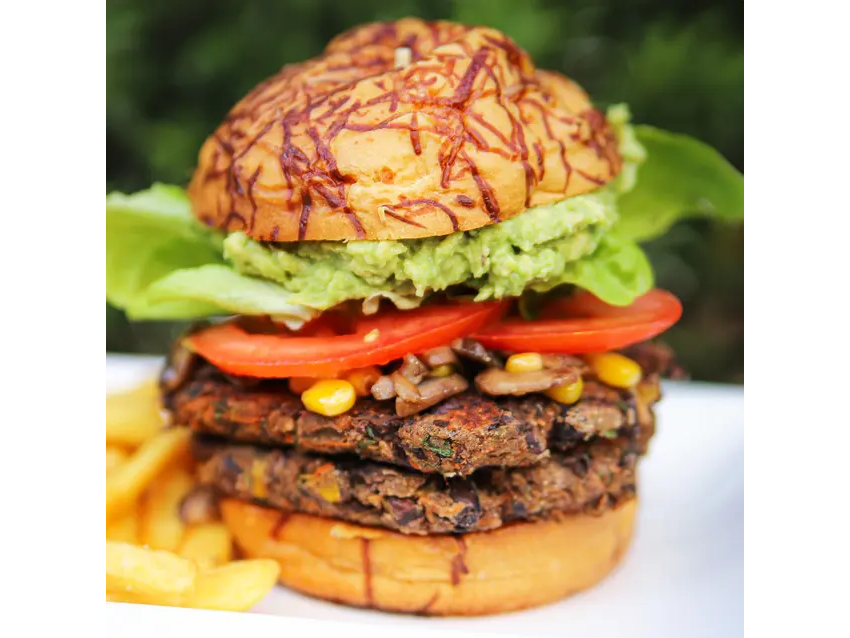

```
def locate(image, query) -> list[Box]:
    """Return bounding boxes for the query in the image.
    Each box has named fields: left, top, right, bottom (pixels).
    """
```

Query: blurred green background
left=106, top=0, right=743, bottom=383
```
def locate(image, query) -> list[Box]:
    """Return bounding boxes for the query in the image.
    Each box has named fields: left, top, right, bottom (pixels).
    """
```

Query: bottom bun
left=221, top=498, right=637, bottom=616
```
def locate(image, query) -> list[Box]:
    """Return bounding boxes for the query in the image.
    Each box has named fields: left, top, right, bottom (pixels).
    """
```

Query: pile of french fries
left=106, top=378, right=280, bottom=610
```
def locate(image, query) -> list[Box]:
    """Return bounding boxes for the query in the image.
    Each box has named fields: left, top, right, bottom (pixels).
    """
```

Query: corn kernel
left=318, top=483, right=342, bottom=503
left=587, top=353, right=642, bottom=389
left=250, top=460, right=267, bottom=500
left=346, top=366, right=381, bottom=397
left=505, top=353, right=544, bottom=373
left=429, top=364, right=454, bottom=378
left=363, top=329, right=380, bottom=343
left=302, top=379, right=357, bottom=416
left=545, top=377, right=584, bottom=404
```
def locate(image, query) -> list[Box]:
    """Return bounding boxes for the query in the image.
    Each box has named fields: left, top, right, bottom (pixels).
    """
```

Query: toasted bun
left=221, top=498, right=636, bottom=616
left=189, top=18, right=622, bottom=242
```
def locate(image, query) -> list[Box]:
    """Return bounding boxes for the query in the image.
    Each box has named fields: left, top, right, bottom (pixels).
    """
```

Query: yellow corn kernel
left=587, top=353, right=642, bottom=389
left=318, top=483, right=342, bottom=503
left=346, top=366, right=381, bottom=397
left=505, top=353, right=543, bottom=373
left=545, top=377, right=584, bottom=405
left=250, top=460, right=267, bottom=500
left=302, top=380, right=357, bottom=417
left=429, top=364, right=454, bottom=378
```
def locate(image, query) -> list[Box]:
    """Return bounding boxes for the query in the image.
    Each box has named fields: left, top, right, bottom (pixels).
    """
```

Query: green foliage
left=106, top=0, right=743, bottom=382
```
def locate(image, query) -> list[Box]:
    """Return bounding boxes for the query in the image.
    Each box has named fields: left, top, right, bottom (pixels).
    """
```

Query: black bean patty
left=192, top=414, right=652, bottom=535
left=168, top=364, right=658, bottom=476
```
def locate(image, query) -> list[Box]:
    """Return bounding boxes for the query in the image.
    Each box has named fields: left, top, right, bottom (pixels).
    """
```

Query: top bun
left=189, top=18, right=623, bottom=242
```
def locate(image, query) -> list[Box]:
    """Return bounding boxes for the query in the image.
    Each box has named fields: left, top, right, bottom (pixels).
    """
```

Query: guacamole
left=226, top=191, right=614, bottom=310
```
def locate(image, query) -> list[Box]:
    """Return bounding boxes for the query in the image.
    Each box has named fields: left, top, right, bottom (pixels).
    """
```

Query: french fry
left=140, top=469, right=194, bottom=552
left=106, top=379, right=164, bottom=447
left=104, top=378, right=275, bottom=612
left=178, top=523, right=233, bottom=569
left=106, top=541, right=197, bottom=600
left=182, top=560, right=280, bottom=611
left=106, top=447, right=129, bottom=474
left=106, top=509, right=141, bottom=544
left=106, top=427, right=191, bottom=523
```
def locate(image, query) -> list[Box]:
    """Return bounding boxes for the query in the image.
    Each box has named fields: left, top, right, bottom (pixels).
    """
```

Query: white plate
left=106, top=354, right=744, bottom=638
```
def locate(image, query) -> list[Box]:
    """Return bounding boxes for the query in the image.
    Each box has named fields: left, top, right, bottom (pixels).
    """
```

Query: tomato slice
left=187, top=301, right=509, bottom=378
left=472, top=289, right=682, bottom=354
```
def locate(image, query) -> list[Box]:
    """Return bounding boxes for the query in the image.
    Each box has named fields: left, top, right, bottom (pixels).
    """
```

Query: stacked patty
left=165, top=340, right=677, bottom=536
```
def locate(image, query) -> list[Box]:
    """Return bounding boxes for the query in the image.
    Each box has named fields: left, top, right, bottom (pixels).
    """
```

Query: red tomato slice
left=187, top=301, right=509, bottom=378
left=472, top=289, right=682, bottom=354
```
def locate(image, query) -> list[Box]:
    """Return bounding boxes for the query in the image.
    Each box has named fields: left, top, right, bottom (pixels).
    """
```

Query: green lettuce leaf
left=106, top=184, right=223, bottom=316
left=146, top=265, right=317, bottom=324
left=615, top=125, right=744, bottom=242
left=529, top=233, right=654, bottom=306
left=106, top=184, right=313, bottom=323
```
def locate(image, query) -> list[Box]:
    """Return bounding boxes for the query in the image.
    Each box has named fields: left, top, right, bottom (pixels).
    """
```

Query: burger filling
left=164, top=340, right=667, bottom=476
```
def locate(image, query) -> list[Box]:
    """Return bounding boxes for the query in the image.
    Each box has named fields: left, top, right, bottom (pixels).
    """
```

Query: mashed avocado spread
left=225, top=194, right=612, bottom=310
left=224, top=105, right=645, bottom=312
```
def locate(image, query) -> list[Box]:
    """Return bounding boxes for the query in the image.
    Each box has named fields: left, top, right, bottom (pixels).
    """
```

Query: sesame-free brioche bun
left=221, top=498, right=637, bottom=616
left=189, top=18, right=623, bottom=242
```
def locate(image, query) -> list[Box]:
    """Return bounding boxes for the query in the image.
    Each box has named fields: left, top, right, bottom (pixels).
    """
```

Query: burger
left=106, top=18, right=743, bottom=616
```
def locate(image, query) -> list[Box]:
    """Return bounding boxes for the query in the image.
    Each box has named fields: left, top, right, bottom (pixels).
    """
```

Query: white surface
left=106, top=355, right=744, bottom=638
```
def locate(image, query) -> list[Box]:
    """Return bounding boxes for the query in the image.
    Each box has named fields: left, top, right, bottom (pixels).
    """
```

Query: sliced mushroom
left=420, top=346, right=458, bottom=368
left=370, top=375, right=397, bottom=401
left=390, top=371, right=421, bottom=401
left=541, top=354, right=589, bottom=373
left=398, top=354, right=429, bottom=384
left=563, top=402, right=625, bottom=437
left=396, top=374, right=469, bottom=417
left=474, top=367, right=580, bottom=396
left=178, top=485, right=221, bottom=525
left=450, top=338, right=500, bottom=366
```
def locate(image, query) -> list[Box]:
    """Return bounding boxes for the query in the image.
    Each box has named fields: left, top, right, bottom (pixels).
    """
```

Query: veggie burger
left=106, top=19, right=743, bottom=615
